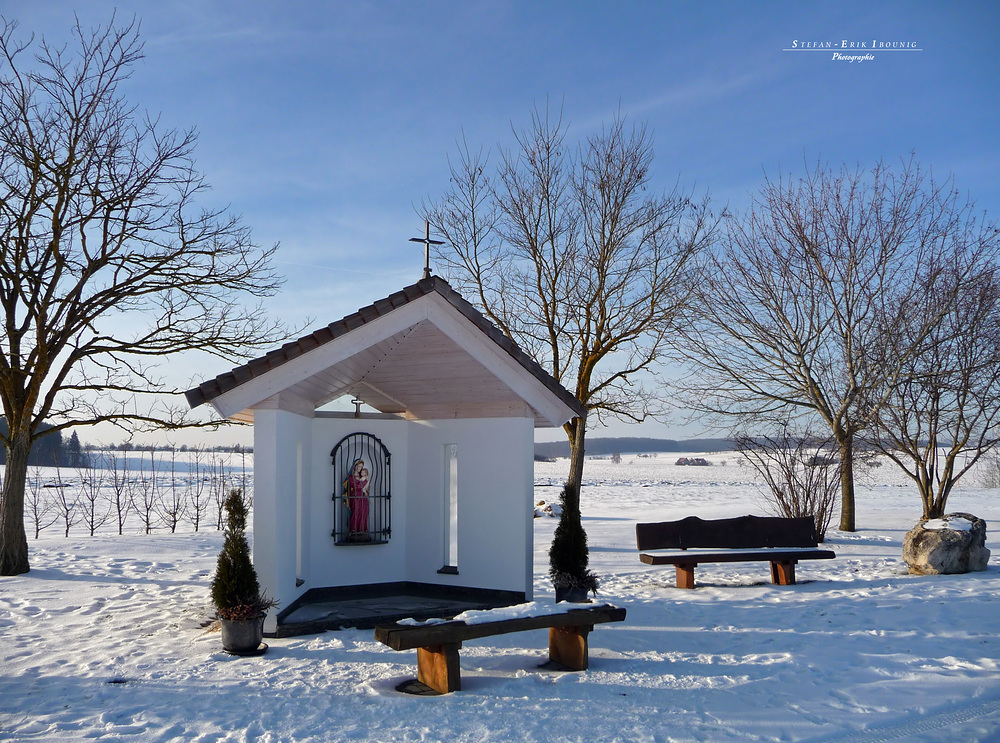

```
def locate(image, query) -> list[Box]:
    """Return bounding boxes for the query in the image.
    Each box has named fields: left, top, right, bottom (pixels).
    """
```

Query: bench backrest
left=636, top=515, right=819, bottom=551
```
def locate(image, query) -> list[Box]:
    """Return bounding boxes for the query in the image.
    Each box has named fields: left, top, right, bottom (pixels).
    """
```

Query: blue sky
left=6, top=1, right=999, bottom=444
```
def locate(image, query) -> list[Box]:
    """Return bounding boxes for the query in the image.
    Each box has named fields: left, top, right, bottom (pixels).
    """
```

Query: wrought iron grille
left=331, top=432, right=391, bottom=545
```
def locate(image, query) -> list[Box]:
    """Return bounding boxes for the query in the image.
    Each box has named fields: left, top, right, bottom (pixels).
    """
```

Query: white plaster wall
left=253, top=411, right=535, bottom=632
left=406, top=417, right=535, bottom=596
left=304, top=417, right=410, bottom=590
left=252, top=408, right=313, bottom=634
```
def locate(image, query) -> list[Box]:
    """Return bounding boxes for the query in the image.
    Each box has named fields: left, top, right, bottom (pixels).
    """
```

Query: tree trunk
left=837, top=435, right=856, bottom=533
left=0, top=430, right=32, bottom=575
left=550, top=415, right=597, bottom=593
left=923, top=479, right=951, bottom=520
left=564, top=417, right=587, bottom=512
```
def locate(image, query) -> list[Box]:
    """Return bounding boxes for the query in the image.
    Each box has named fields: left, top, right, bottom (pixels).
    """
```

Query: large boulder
left=902, top=512, right=991, bottom=575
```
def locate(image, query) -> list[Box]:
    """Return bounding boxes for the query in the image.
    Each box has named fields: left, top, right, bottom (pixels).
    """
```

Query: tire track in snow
left=805, top=693, right=1000, bottom=742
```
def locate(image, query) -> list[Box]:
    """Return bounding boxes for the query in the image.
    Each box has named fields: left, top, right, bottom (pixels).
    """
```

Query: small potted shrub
left=548, top=483, right=599, bottom=602
left=211, top=489, right=276, bottom=654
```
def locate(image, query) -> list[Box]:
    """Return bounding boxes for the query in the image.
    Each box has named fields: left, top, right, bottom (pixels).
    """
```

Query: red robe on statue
left=345, top=460, right=370, bottom=534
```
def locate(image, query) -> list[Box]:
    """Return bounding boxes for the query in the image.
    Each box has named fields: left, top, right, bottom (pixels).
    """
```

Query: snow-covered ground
left=2, top=452, right=1000, bottom=742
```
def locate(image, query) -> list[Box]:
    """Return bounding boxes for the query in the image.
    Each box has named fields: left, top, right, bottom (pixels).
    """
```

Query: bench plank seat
left=375, top=604, right=626, bottom=694
left=639, top=547, right=835, bottom=566
left=636, top=515, right=835, bottom=588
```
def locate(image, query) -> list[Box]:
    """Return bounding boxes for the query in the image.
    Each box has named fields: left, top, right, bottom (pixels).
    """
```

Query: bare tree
left=675, top=158, right=994, bottom=531
left=51, top=462, right=78, bottom=538
left=0, top=17, right=287, bottom=574
left=187, top=447, right=211, bottom=532
left=157, top=448, right=185, bottom=533
left=425, top=106, right=715, bottom=504
left=209, top=453, right=233, bottom=530
left=868, top=257, right=1000, bottom=518
left=25, top=466, right=57, bottom=538
left=105, top=449, right=133, bottom=535
left=735, top=422, right=840, bottom=541
left=237, top=446, right=252, bottom=510
left=76, top=461, right=110, bottom=536
left=133, top=450, right=160, bottom=534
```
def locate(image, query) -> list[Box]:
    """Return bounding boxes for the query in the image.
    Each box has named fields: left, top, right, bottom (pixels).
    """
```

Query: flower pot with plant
left=211, top=489, right=277, bottom=655
left=548, top=483, right=599, bottom=603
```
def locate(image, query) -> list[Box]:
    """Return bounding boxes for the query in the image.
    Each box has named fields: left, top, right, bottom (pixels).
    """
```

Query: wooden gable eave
left=205, top=299, right=433, bottom=421
left=428, top=280, right=584, bottom=422
left=186, top=276, right=585, bottom=427
left=419, top=293, right=580, bottom=427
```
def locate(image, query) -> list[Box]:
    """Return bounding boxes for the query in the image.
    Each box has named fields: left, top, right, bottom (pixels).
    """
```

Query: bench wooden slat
left=635, top=515, right=836, bottom=588
left=375, top=605, right=626, bottom=651
left=376, top=604, right=627, bottom=694
left=636, top=515, right=820, bottom=550
left=639, top=548, right=835, bottom=565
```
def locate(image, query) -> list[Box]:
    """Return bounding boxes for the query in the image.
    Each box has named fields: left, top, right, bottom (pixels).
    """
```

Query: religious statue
left=343, top=458, right=370, bottom=536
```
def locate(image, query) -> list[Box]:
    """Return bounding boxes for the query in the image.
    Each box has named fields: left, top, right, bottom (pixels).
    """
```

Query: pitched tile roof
left=184, top=275, right=585, bottom=420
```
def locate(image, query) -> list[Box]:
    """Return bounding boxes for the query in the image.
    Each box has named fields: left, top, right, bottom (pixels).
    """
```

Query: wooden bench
left=374, top=603, right=627, bottom=694
left=636, top=515, right=835, bottom=589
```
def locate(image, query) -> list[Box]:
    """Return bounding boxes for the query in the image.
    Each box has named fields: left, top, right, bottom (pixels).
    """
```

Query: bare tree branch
left=674, top=156, right=1000, bottom=530
left=868, top=252, right=1000, bottom=517
left=0, top=16, right=288, bottom=575
left=424, top=104, right=717, bottom=501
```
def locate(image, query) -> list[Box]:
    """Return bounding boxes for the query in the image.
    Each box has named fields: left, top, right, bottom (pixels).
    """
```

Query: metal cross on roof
left=409, top=220, right=444, bottom=280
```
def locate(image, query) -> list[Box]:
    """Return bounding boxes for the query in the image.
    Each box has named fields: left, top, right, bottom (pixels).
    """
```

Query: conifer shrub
left=548, top=483, right=599, bottom=594
left=211, top=489, right=275, bottom=620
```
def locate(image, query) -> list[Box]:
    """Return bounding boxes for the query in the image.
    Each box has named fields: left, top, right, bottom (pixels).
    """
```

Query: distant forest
left=2, top=422, right=725, bottom=468
left=534, top=437, right=733, bottom=460
left=92, top=442, right=252, bottom=453
left=0, top=419, right=89, bottom=467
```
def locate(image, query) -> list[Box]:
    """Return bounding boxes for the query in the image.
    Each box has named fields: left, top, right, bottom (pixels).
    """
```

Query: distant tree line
left=0, top=419, right=248, bottom=468
left=88, top=442, right=253, bottom=454
left=0, top=419, right=89, bottom=468
left=21, top=447, right=252, bottom=540
left=534, top=437, right=732, bottom=460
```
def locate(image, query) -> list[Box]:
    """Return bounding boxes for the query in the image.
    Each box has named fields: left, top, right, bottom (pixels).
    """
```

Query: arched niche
left=331, top=432, right=391, bottom=545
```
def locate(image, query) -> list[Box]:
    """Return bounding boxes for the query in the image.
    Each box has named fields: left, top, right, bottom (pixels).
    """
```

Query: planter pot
left=554, top=585, right=591, bottom=604
left=220, top=615, right=266, bottom=655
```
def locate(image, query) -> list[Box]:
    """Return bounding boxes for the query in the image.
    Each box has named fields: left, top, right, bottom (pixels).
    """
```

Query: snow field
left=1, top=452, right=999, bottom=742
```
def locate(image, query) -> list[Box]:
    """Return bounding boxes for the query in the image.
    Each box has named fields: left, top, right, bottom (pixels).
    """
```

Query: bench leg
left=675, top=564, right=696, bottom=589
left=770, top=560, right=797, bottom=585
left=549, top=625, right=592, bottom=671
left=417, top=642, right=462, bottom=693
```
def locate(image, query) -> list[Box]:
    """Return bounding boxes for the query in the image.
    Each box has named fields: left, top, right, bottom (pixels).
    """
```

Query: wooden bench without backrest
left=636, top=515, right=835, bottom=589
left=374, top=604, right=627, bottom=694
